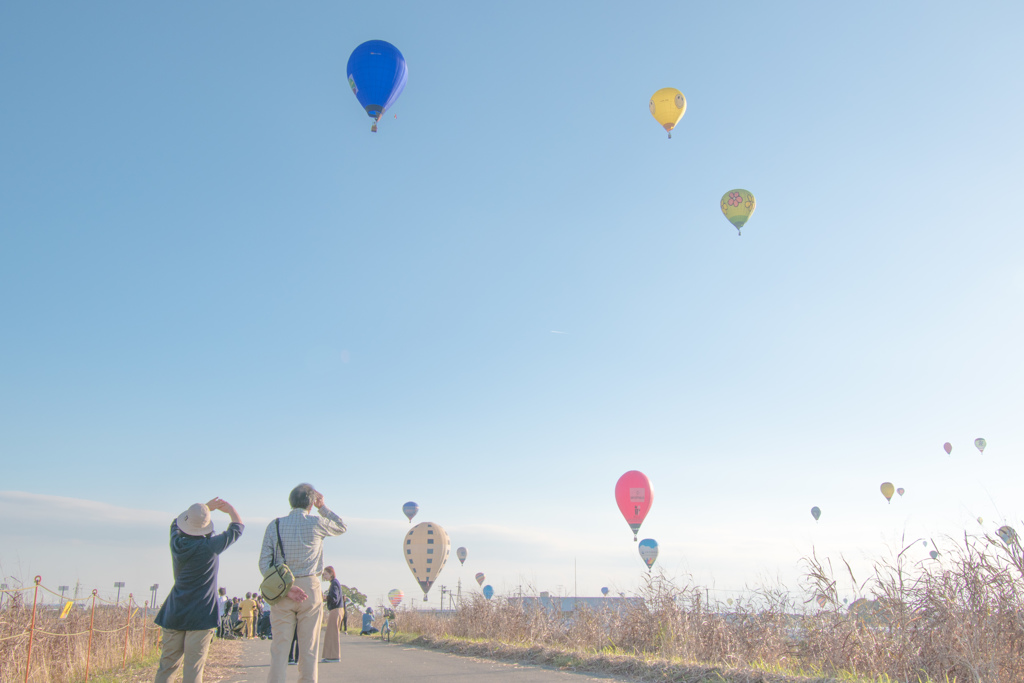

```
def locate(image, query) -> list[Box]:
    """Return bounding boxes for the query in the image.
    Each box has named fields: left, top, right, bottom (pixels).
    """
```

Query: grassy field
left=391, top=532, right=1024, bottom=683
left=0, top=599, right=160, bottom=683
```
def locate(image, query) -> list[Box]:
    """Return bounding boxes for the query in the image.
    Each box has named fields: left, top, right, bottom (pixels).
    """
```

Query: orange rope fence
left=0, top=577, right=159, bottom=683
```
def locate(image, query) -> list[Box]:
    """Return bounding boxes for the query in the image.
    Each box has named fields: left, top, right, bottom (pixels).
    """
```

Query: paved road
left=219, top=633, right=623, bottom=683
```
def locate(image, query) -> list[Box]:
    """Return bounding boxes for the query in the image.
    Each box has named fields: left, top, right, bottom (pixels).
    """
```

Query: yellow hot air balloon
left=721, top=190, right=756, bottom=236
left=649, top=88, right=686, bottom=139
left=403, top=521, right=450, bottom=600
left=880, top=482, right=895, bottom=503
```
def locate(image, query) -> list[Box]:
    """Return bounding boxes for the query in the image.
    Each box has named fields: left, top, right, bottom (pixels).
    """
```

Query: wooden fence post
left=142, top=601, right=148, bottom=658
left=121, top=594, right=133, bottom=668
left=85, top=590, right=97, bottom=683
left=24, top=576, right=41, bottom=683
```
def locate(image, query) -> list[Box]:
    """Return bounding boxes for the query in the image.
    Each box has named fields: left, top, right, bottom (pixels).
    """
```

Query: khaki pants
left=322, top=608, right=342, bottom=659
left=241, top=615, right=254, bottom=638
left=155, top=628, right=215, bottom=683
left=268, top=575, right=322, bottom=683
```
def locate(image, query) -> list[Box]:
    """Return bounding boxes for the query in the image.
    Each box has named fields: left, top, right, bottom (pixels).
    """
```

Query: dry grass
left=394, top=533, right=1024, bottom=683
left=0, top=599, right=160, bottom=683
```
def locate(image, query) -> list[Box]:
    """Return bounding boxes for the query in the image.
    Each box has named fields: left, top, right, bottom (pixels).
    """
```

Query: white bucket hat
left=176, top=503, right=213, bottom=536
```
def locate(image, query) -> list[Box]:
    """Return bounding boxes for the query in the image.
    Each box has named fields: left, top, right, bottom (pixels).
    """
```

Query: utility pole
left=114, top=581, right=126, bottom=605
left=58, top=585, right=69, bottom=605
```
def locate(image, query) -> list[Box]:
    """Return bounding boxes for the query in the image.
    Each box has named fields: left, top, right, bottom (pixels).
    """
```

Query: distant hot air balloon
left=929, top=550, right=939, bottom=560
left=615, top=471, right=654, bottom=541
left=638, top=538, right=659, bottom=571
left=816, top=595, right=827, bottom=608
left=897, top=488, right=905, bottom=497
left=402, top=502, right=419, bottom=522
left=347, top=40, right=408, bottom=133
left=727, top=598, right=734, bottom=606
left=720, top=189, right=756, bottom=236
left=475, top=572, right=485, bottom=586
left=997, top=525, right=1017, bottom=545
left=975, top=438, right=987, bottom=454
left=922, top=540, right=928, bottom=547
left=403, top=521, right=450, bottom=599
left=649, top=88, right=687, bottom=139
left=482, top=585, right=494, bottom=600
left=978, top=517, right=984, bottom=525
left=456, top=547, right=467, bottom=566
left=811, top=506, right=821, bottom=522
left=943, top=442, right=952, bottom=455
left=601, top=587, right=609, bottom=597
left=880, top=482, right=895, bottom=503
left=388, top=589, right=403, bottom=607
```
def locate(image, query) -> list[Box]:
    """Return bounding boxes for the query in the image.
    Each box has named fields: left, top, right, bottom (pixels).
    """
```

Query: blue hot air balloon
left=482, top=585, right=494, bottom=600
left=347, top=40, right=408, bottom=132
left=638, top=538, right=659, bottom=571
left=601, top=587, right=609, bottom=597
left=402, top=501, right=419, bottom=522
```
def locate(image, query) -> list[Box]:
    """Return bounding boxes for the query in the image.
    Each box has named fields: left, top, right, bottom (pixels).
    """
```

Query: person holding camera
left=155, top=498, right=243, bottom=683
left=259, top=484, right=346, bottom=683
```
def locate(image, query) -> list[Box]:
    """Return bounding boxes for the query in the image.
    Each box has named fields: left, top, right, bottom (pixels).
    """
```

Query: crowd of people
left=151, top=483, right=376, bottom=683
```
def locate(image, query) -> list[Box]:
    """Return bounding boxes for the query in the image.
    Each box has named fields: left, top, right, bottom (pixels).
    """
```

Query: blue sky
left=2, top=1, right=1024, bottom=608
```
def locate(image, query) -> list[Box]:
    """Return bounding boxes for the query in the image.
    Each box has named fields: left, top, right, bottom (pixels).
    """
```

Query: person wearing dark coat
left=321, top=567, right=343, bottom=661
left=154, top=498, right=243, bottom=683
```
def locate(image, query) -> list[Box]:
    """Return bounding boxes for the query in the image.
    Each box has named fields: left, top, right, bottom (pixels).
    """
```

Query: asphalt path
left=219, top=632, right=625, bottom=683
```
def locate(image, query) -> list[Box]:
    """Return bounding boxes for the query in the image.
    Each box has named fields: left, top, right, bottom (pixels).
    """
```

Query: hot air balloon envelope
left=649, top=87, right=686, bottom=138
left=897, top=488, right=905, bottom=497
left=474, top=572, right=485, bottom=586
left=388, top=589, right=403, bottom=607
left=615, top=471, right=654, bottom=541
left=402, top=502, right=419, bottom=522
left=975, top=438, right=987, bottom=453
left=721, top=190, right=756, bottom=235
left=638, top=538, right=659, bottom=571
left=997, top=525, right=1017, bottom=545
left=880, top=482, right=895, bottom=503
left=816, top=595, right=827, bottom=608
left=347, top=40, right=407, bottom=120
left=943, top=442, right=952, bottom=455
left=456, top=547, right=467, bottom=565
left=482, top=585, right=494, bottom=600
left=601, top=587, right=609, bottom=596
left=403, top=521, right=450, bottom=598
left=929, top=550, right=938, bottom=560
left=811, top=506, right=821, bottom=521
left=727, top=598, right=734, bottom=606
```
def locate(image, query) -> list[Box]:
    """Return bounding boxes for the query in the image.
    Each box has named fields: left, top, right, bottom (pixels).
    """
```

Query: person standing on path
left=155, top=498, right=243, bottom=683
left=259, top=484, right=346, bottom=683
left=320, top=566, right=343, bottom=662
left=239, top=593, right=257, bottom=639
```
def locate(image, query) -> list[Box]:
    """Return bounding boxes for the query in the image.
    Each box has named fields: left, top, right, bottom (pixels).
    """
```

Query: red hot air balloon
left=615, top=470, right=653, bottom=542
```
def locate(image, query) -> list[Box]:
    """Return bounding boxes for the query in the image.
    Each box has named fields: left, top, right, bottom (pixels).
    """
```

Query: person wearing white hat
left=155, top=498, right=243, bottom=683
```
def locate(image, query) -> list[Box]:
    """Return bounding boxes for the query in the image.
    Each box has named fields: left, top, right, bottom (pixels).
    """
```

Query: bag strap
left=275, top=518, right=287, bottom=564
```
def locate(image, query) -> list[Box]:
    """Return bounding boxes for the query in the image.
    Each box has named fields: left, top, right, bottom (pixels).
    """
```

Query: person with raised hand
left=259, top=484, right=346, bottom=683
left=155, top=498, right=243, bottom=683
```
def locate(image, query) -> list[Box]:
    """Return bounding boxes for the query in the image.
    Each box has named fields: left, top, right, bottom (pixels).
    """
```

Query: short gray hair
left=289, top=483, right=316, bottom=509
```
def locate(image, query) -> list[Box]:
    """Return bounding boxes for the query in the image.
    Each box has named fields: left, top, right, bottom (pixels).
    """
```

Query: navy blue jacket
left=155, top=519, right=243, bottom=631
left=326, top=578, right=343, bottom=610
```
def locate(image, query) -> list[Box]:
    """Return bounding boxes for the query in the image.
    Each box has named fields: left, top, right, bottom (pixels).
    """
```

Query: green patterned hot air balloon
left=721, top=189, right=756, bottom=236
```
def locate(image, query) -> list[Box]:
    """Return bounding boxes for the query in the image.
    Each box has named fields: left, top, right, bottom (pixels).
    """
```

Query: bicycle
left=380, top=611, right=395, bottom=642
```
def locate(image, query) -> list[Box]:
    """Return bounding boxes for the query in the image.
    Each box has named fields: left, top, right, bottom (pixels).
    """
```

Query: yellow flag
left=59, top=601, right=74, bottom=619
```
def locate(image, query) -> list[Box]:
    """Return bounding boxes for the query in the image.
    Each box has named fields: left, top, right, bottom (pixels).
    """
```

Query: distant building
left=506, top=595, right=644, bottom=614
